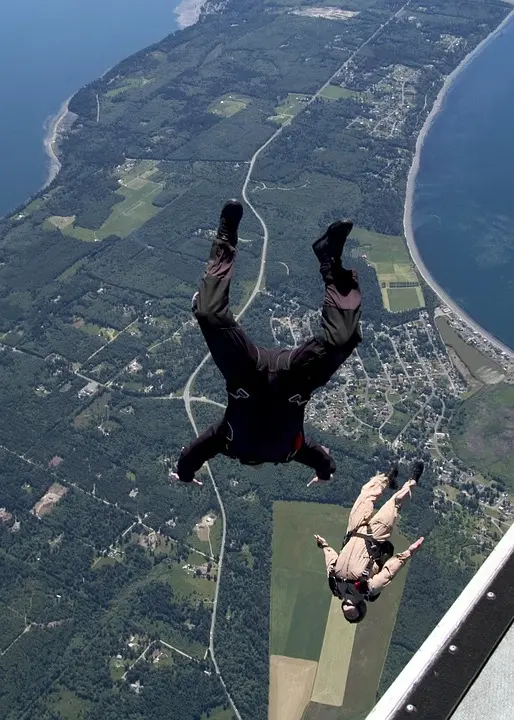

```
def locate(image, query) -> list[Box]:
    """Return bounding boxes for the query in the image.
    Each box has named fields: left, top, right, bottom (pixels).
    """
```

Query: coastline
left=43, top=96, right=72, bottom=188
left=174, top=0, right=205, bottom=29
left=404, top=9, right=514, bottom=360
left=41, top=4, right=203, bottom=191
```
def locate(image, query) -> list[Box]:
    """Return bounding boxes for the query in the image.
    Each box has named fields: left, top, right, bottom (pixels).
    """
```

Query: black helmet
left=342, top=599, right=367, bottom=624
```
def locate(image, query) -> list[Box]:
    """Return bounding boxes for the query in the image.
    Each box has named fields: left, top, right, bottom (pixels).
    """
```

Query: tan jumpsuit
left=322, top=473, right=415, bottom=594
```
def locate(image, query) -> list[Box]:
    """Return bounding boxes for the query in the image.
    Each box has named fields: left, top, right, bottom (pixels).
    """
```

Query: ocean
left=411, top=14, right=514, bottom=351
left=0, top=0, right=182, bottom=217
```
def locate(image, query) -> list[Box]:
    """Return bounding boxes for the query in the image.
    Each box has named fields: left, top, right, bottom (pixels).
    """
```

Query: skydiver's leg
left=288, top=260, right=362, bottom=392
left=193, top=201, right=259, bottom=380
left=368, top=479, right=415, bottom=542
left=346, top=472, right=390, bottom=535
left=368, top=461, right=423, bottom=541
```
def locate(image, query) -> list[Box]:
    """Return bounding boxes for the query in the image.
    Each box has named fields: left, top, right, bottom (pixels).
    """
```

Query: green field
left=435, top=317, right=504, bottom=383
left=49, top=160, right=164, bottom=241
left=270, top=501, right=349, bottom=661
left=320, top=85, right=360, bottom=101
left=74, top=393, right=110, bottom=429
left=106, top=77, right=152, bottom=98
left=208, top=93, right=251, bottom=117
left=310, top=597, right=356, bottom=706
left=186, top=516, right=221, bottom=558
left=169, top=558, right=217, bottom=603
left=451, top=382, right=514, bottom=491
left=109, top=656, right=129, bottom=681
left=203, top=708, right=234, bottom=720
left=47, top=689, right=88, bottom=720
left=270, top=93, right=311, bottom=125
left=352, top=228, right=424, bottom=311
left=387, top=287, right=424, bottom=313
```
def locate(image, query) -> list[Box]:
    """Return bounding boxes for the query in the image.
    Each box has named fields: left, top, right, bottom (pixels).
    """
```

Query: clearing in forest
left=31, top=483, right=68, bottom=518
left=51, top=160, right=164, bottom=242
left=353, top=227, right=425, bottom=312
left=290, top=8, right=358, bottom=20
left=269, top=93, right=311, bottom=125
left=48, top=215, right=75, bottom=230
left=74, top=392, right=110, bottom=429
left=208, top=93, right=251, bottom=117
left=105, top=76, right=152, bottom=98
left=194, top=513, right=217, bottom=543
left=320, top=85, right=361, bottom=101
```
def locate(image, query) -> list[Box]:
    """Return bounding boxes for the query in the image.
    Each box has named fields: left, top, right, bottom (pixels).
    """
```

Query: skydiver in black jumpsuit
left=171, top=200, right=362, bottom=487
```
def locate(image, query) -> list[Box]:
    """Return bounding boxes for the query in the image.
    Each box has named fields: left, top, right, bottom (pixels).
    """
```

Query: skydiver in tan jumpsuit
left=315, top=461, right=425, bottom=623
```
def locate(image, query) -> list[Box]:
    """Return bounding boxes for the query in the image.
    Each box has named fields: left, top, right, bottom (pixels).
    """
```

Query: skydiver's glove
left=169, top=471, right=203, bottom=487
left=307, top=475, right=333, bottom=487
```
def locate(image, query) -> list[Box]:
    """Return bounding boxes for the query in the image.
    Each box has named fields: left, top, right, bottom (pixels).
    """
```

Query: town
left=269, top=295, right=514, bottom=537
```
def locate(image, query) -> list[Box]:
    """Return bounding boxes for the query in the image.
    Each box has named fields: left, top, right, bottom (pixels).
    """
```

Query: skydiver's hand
left=314, top=534, right=328, bottom=549
left=407, top=537, right=424, bottom=555
left=170, top=472, right=203, bottom=487
left=307, top=476, right=332, bottom=488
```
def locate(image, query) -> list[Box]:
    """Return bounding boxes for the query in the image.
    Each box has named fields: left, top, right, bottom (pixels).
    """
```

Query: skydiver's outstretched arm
left=294, top=437, right=336, bottom=482
left=175, top=423, right=225, bottom=483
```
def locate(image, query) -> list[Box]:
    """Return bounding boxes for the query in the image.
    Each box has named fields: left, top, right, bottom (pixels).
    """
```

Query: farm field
left=320, top=85, right=361, bottom=100
left=270, top=502, right=410, bottom=720
left=387, top=286, right=424, bottom=313
left=208, top=93, right=251, bottom=117
left=270, top=501, right=349, bottom=661
left=352, top=228, right=424, bottom=311
left=48, top=160, right=164, bottom=241
left=270, top=93, right=311, bottom=124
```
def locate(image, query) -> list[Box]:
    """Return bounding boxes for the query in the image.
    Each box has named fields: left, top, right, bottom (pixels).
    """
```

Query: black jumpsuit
left=177, top=235, right=362, bottom=482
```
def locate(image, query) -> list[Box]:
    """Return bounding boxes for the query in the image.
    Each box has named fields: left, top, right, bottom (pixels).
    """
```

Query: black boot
left=312, top=219, right=353, bottom=264
left=386, top=463, right=399, bottom=490
left=410, top=460, right=424, bottom=484
left=217, top=199, right=243, bottom=247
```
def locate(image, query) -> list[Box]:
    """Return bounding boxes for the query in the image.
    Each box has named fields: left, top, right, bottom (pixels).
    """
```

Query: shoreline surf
left=43, top=96, right=72, bottom=188
left=404, top=8, right=514, bottom=359
left=174, top=0, right=205, bottom=29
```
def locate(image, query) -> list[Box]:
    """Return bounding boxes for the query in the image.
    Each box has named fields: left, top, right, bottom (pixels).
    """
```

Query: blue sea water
left=0, top=0, right=181, bottom=216
left=412, top=14, right=514, bottom=351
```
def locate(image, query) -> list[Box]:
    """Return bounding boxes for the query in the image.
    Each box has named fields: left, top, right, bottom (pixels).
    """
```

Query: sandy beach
left=175, top=0, right=205, bottom=29
left=43, top=97, right=72, bottom=188
left=404, top=9, right=514, bottom=360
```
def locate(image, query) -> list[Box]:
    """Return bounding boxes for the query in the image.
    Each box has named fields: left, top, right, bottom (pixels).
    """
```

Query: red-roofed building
left=48, top=455, right=63, bottom=469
